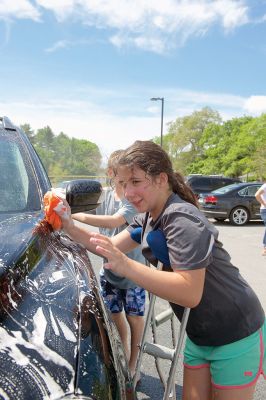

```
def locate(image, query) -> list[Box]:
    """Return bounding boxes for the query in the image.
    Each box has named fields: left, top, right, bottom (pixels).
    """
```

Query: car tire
left=229, top=207, right=249, bottom=226
left=214, top=218, right=226, bottom=222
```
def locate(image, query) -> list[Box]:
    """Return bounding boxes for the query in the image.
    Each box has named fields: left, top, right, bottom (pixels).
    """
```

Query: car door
left=238, top=185, right=261, bottom=219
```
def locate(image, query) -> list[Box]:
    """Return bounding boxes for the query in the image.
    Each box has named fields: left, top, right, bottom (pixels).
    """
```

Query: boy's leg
left=112, top=312, right=130, bottom=359
left=127, top=314, right=145, bottom=375
left=99, top=274, right=130, bottom=359
left=124, top=286, right=146, bottom=376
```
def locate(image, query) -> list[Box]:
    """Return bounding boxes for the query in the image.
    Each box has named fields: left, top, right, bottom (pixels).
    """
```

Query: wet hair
left=106, top=149, right=124, bottom=188
left=118, top=140, right=198, bottom=207
left=107, top=149, right=124, bottom=173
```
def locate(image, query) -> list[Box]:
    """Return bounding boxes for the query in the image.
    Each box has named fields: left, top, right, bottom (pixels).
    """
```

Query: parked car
left=0, top=116, right=135, bottom=400
left=198, top=182, right=262, bottom=226
left=186, top=174, right=242, bottom=197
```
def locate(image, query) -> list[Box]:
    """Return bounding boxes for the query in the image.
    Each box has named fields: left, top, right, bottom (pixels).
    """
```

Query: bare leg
left=182, top=366, right=212, bottom=400
left=212, top=384, right=256, bottom=400
left=111, top=312, right=130, bottom=359
left=126, top=314, right=145, bottom=376
left=182, top=366, right=256, bottom=400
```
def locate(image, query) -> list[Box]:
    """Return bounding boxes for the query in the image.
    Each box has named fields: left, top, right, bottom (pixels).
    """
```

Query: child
left=50, top=141, right=265, bottom=400
left=72, top=150, right=145, bottom=379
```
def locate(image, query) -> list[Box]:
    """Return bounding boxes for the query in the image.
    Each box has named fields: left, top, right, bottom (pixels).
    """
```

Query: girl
left=51, top=141, right=265, bottom=400
left=255, top=182, right=266, bottom=256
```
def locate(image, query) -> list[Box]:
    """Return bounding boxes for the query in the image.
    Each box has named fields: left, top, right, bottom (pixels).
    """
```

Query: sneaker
left=262, top=248, right=266, bottom=256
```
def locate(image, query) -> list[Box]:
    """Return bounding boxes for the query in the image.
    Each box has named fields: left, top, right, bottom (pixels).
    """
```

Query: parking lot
left=88, top=219, right=266, bottom=400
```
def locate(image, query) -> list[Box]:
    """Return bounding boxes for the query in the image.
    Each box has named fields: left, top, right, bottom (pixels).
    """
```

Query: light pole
left=150, top=97, right=164, bottom=147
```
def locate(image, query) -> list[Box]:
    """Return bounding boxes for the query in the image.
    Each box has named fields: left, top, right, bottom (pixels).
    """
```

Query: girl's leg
left=182, top=366, right=257, bottom=400
left=126, top=314, right=145, bottom=375
left=182, top=366, right=212, bottom=400
left=260, top=210, right=266, bottom=254
left=212, top=384, right=256, bottom=400
left=111, top=312, right=130, bottom=359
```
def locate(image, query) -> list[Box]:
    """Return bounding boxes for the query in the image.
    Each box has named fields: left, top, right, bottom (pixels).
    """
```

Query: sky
left=0, top=0, right=266, bottom=164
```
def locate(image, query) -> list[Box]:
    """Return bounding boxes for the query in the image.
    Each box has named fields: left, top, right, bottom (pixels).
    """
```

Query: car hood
left=0, top=213, right=130, bottom=399
left=0, top=211, right=44, bottom=268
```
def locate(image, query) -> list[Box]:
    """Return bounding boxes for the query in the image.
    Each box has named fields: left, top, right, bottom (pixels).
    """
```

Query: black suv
left=0, top=117, right=135, bottom=400
left=186, top=174, right=242, bottom=197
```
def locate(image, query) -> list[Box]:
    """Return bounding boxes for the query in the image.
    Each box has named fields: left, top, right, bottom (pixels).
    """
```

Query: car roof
left=210, top=181, right=262, bottom=194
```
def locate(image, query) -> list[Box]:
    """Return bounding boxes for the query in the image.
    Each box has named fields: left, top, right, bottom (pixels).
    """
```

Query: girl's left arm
left=90, top=232, right=205, bottom=308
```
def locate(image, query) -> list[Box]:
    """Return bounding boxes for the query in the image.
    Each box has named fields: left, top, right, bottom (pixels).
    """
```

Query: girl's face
left=117, top=165, right=171, bottom=219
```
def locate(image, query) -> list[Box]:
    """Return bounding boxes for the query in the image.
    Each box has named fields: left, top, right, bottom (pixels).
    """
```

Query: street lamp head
left=150, top=97, right=164, bottom=147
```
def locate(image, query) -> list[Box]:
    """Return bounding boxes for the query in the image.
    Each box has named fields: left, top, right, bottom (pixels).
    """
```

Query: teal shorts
left=184, top=320, right=266, bottom=389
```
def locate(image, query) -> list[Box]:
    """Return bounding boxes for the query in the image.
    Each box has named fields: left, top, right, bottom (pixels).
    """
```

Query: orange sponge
left=43, top=191, right=62, bottom=231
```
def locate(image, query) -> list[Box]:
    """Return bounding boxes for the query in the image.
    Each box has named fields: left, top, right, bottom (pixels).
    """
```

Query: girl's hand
left=90, top=232, right=129, bottom=277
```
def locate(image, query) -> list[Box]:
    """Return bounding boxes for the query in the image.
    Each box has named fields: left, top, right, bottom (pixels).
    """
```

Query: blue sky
left=1, top=0, right=266, bottom=163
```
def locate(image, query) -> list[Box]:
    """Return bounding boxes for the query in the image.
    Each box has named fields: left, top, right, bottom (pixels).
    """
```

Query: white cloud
left=244, top=96, right=266, bottom=115
left=2, top=85, right=263, bottom=160
left=0, top=97, right=158, bottom=160
left=110, top=33, right=167, bottom=54
left=45, top=40, right=70, bottom=53
left=1, top=0, right=251, bottom=53
left=0, top=0, right=40, bottom=21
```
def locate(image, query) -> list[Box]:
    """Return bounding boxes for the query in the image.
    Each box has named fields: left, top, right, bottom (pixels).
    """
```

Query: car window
left=188, top=177, right=213, bottom=189
left=212, top=183, right=240, bottom=194
left=0, top=133, right=41, bottom=212
left=239, top=185, right=260, bottom=197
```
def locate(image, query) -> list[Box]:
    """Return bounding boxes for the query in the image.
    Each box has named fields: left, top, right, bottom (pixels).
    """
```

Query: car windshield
left=0, top=131, right=41, bottom=213
left=212, top=183, right=241, bottom=194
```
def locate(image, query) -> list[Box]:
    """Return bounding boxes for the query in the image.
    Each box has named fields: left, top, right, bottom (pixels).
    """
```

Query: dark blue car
left=198, top=182, right=262, bottom=226
left=0, top=116, right=135, bottom=400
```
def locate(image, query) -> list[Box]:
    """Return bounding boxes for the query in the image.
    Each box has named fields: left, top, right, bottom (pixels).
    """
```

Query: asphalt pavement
left=86, top=219, right=266, bottom=400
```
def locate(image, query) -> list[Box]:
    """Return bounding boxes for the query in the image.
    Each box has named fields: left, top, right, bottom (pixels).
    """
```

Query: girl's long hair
left=118, top=140, right=198, bottom=207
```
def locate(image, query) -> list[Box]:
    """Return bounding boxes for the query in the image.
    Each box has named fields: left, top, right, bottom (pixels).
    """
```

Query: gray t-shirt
left=97, top=187, right=145, bottom=289
left=128, top=192, right=264, bottom=346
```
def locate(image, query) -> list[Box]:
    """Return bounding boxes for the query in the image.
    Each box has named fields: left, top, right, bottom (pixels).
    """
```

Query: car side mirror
left=65, top=179, right=103, bottom=213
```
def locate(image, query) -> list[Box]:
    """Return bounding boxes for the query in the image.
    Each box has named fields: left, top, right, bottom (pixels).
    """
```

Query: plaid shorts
left=99, top=274, right=145, bottom=316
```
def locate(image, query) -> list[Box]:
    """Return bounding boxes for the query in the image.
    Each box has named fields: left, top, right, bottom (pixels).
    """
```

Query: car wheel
left=214, top=218, right=226, bottom=222
left=229, top=207, right=249, bottom=226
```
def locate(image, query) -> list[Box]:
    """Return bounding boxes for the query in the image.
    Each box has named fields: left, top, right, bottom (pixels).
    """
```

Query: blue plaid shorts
left=99, top=274, right=145, bottom=316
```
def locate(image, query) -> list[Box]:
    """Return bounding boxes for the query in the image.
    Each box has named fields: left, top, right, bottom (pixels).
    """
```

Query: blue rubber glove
left=130, top=227, right=170, bottom=266
left=130, top=227, right=142, bottom=244
left=146, top=230, right=170, bottom=266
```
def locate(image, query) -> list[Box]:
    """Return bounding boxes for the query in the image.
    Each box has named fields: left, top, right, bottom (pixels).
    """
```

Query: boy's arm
left=72, top=212, right=126, bottom=229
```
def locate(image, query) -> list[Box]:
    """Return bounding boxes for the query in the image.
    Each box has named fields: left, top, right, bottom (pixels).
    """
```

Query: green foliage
left=20, top=108, right=266, bottom=183
left=20, top=124, right=102, bottom=177
left=163, top=108, right=266, bottom=180
left=164, top=107, right=222, bottom=175
left=20, top=123, right=35, bottom=143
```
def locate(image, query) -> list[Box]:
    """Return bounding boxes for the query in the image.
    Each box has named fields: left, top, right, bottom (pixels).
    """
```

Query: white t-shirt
left=259, top=183, right=266, bottom=210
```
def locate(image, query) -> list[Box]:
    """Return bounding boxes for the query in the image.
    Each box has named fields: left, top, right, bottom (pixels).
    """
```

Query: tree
left=164, top=107, right=222, bottom=174
left=20, top=123, right=35, bottom=143
left=190, top=116, right=253, bottom=176
left=20, top=124, right=102, bottom=177
left=34, top=126, right=55, bottom=173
